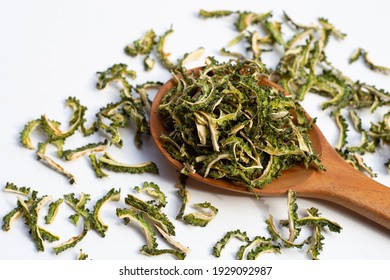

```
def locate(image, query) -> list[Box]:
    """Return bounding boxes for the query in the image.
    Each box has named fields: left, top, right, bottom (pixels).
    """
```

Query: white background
left=0, top=0, right=389, bottom=261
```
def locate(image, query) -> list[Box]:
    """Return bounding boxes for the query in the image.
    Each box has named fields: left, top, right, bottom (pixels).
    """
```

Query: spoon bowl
left=150, top=67, right=390, bottom=230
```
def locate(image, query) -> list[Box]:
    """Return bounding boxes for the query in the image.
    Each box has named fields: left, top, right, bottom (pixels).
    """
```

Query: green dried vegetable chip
left=159, top=58, right=323, bottom=191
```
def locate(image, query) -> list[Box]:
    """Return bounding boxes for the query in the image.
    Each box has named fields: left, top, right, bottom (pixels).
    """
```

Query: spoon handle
left=304, top=158, right=390, bottom=230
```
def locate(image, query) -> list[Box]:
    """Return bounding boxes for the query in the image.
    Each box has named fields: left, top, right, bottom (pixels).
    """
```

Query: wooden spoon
left=149, top=68, right=390, bottom=230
